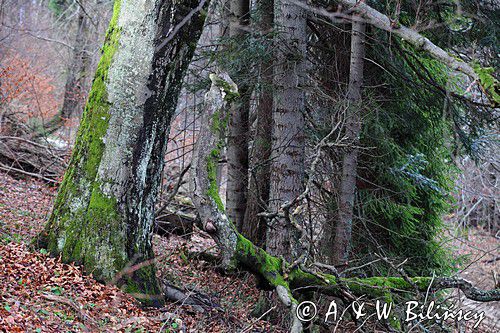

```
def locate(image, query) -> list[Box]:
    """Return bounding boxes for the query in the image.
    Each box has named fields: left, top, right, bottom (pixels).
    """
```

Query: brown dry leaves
left=0, top=172, right=55, bottom=242
left=0, top=171, right=282, bottom=332
left=0, top=242, right=167, bottom=332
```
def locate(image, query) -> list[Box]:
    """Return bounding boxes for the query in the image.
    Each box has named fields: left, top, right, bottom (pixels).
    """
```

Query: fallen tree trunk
left=0, top=135, right=68, bottom=183
left=162, top=281, right=221, bottom=313
left=155, top=209, right=197, bottom=237
left=190, top=72, right=500, bottom=332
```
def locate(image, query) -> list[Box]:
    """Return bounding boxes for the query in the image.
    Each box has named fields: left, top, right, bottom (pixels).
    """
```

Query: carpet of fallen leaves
left=0, top=171, right=55, bottom=243
left=153, top=234, right=284, bottom=333
left=0, top=172, right=286, bottom=332
left=0, top=242, right=168, bottom=332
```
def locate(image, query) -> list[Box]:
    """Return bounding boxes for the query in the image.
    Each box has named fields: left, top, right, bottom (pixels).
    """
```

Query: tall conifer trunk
left=266, top=0, right=307, bottom=260
left=332, top=18, right=366, bottom=265
left=226, top=0, right=250, bottom=228
left=240, top=0, right=273, bottom=245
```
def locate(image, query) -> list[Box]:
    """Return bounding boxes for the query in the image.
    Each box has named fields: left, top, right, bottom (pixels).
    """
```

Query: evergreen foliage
left=48, top=0, right=70, bottom=17
left=347, top=36, right=461, bottom=276
left=187, top=0, right=497, bottom=279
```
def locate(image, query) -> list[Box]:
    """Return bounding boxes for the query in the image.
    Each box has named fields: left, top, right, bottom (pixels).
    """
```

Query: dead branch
left=189, top=71, right=499, bottom=331
left=290, top=0, right=479, bottom=81
left=0, top=132, right=68, bottom=183
left=162, top=281, right=221, bottom=313
left=41, top=293, right=97, bottom=329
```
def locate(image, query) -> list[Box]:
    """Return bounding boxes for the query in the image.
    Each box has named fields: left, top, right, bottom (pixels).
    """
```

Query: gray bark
left=37, top=0, right=206, bottom=302
left=60, top=6, right=91, bottom=120
left=241, top=0, right=273, bottom=246
left=266, top=0, right=307, bottom=261
left=226, top=0, right=250, bottom=228
left=331, top=19, right=366, bottom=265
left=190, top=72, right=240, bottom=267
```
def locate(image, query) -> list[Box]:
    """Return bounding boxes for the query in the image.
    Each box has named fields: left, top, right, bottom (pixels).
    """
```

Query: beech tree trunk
left=331, top=19, right=366, bottom=265
left=226, top=0, right=250, bottom=228
left=241, top=0, right=273, bottom=246
left=266, top=0, right=307, bottom=261
left=36, top=0, right=205, bottom=301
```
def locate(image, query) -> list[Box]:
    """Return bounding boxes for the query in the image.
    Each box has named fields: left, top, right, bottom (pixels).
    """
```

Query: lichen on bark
left=36, top=0, right=207, bottom=305
left=37, top=0, right=127, bottom=281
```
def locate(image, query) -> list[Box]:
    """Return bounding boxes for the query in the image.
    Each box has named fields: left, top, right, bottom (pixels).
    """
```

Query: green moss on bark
left=209, top=73, right=240, bottom=102
left=235, top=234, right=288, bottom=287
left=344, top=276, right=434, bottom=295
left=231, top=238, right=440, bottom=302
left=37, top=0, right=126, bottom=280
left=206, top=149, right=225, bottom=211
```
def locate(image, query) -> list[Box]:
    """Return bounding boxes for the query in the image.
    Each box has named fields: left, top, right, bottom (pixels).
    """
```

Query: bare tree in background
left=59, top=2, right=92, bottom=122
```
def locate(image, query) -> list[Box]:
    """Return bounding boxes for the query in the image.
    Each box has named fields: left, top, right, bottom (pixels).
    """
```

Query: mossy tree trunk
left=191, top=73, right=499, bottom=333
left=36, top=0, right=206, bottom=302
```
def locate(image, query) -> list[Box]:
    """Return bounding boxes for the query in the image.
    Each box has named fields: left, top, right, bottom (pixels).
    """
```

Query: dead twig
left=41, top=293, right=97, bottom=329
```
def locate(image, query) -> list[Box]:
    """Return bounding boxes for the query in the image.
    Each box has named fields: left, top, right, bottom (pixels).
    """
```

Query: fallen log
left=155, top=209, right=197, bottom=237
left=0, top=135, right=68, bottom=183
left=154, top=194, right=198, bottom=237
left=162, top=281, right=221, bottom=313
left=189, top=72, right=500, bottom=332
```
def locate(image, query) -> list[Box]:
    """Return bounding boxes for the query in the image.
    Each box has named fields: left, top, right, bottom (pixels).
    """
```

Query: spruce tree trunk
left=266, top=0, right=307, bottom=261
left=226, top=0, right=250, bottom=229
left=190, top=73, right=500, bottom=333
left=36, top=0, right=205, bottom=301
left=241, top=0, right=273, bottom=246
left=332, top=19, right=366, bottom=265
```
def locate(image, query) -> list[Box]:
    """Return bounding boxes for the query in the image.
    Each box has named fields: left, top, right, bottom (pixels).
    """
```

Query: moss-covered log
left=35, top=0, right=206, bottom=303
left=191, top=72, right=500, bottom=332
left=233, top=234, right=500, bottom=302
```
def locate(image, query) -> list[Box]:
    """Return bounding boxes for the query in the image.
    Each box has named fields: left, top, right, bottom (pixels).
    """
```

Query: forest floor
left=0, top=171, right=498, bottom=332
left=446, top=224, right=500, bottom=330
left=0, top=171, right=285, bottom=332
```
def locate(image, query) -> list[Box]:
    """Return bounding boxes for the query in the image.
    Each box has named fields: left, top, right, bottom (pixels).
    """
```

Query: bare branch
left=290, top=0, right=479, bottom=81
